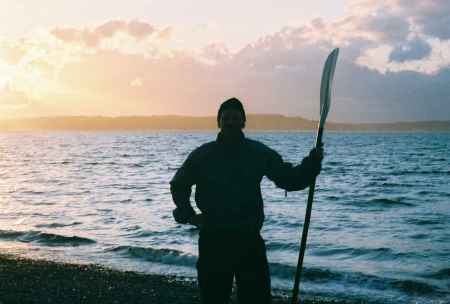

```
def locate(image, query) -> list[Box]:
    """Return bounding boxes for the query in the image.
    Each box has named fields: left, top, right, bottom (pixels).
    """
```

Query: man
left=170, top=98, right=323, bottom=304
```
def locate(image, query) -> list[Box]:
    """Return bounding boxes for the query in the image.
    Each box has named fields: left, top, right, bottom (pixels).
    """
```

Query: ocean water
left=0, top=131, right=449, bottom=304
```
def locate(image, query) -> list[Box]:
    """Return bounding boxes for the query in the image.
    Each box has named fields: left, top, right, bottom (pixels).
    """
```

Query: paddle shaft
left=291, top=126, right=324, bottom=304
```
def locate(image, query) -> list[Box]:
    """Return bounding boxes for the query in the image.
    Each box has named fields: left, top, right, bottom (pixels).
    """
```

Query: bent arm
left=170, top=155, right=197, bottom=223
left=265, top=149, right=321, bottom=191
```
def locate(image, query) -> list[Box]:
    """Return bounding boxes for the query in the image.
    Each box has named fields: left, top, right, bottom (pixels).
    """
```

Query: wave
left=0, top=229, right=95, bottom=246
left=390, top=279, right=436, bottom=294
left=21, top=190, right=46, bottom=195
left=367, top=198, right=415, bottom=207
left=264, top=217, right=300, bottom=228
left=409, top=233, right=427, bottom=240
left=422, top=268, right=450, bottom=280
left=104, top=243, right=440, bottom=296
left=326, top=161, right=342, bottom=166
left=405, top=218, right=443, bottom=226
left=106, top=245, right=196, bottom=267
left=0, top=230, right=24, bottom=239
left=312, top=246, right=392, bottom=258
left=86, top=161, right=117, bottom=166
left=324, top=195, right=341, bottom=201
left=35, top=221, right=82, bottom=228
left=269, top=263, right=342, bottom=282
left=128, top=230, right=170, bottom=238
left=379, top=182, right=415, bottom=188
left=266, top=240, right=297, bottom=251
left=269, top=263, right=438, bottom=295
left=305, top=245, right=420, bottom=262
left=392, top=170, right=450, bottom=176
left=343, top=197, right=415, bottom=208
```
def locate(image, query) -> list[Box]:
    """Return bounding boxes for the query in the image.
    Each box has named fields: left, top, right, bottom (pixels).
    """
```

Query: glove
left=308, top=143, right=324, bottom=176
left=172, top=207, right=195, bottom=224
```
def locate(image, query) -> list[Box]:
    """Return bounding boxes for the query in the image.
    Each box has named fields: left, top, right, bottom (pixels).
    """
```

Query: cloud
left=157, top=27, right=173, bottom=40
left=350, top=0, right=450, bottom=40
left=3, top=41, right=450, bottom=122
left=130, top=77, right=143, bottom=87
left=10, top=36, right=443, bottom=122
left=2, top=3, right=450, bottom=123
left=389, top=37, right=432, bottom=62
left=127, top=20, right=155, bottom=38
left=51, top=20, right=159, bottom=47
left=394, top=0, right=450, bottom=40
left=359, top=12, right=411, bottom=43
left=0, top=85, right=29, bottom=108
left=223, top=33, right=450, bottom=122
left=298, top=0, right=450, bottom=73
left=95, top=20, right=154, bottom=39
left=0, top=40, right=26, bottom=65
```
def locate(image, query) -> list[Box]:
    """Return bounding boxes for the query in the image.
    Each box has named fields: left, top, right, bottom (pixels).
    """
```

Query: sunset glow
left=1, top=0, right=450, bottom=122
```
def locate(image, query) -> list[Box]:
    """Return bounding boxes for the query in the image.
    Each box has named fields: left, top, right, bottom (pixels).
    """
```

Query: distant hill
left=0, top=115, right=449, bottom=131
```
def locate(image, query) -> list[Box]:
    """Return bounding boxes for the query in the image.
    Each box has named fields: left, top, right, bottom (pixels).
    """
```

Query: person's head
left=217, top=98, right=246, bottom=132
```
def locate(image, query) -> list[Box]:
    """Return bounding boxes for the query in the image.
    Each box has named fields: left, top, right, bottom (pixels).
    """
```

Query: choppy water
left=0, top=131, right=449, bottom=303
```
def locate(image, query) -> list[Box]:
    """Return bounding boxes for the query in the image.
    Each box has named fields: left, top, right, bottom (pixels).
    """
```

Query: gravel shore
left=0, top=254, right=357, bottom=304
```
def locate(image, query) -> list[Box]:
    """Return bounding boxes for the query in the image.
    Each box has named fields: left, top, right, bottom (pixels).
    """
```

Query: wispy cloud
left=51, top=20, right=170, bottom=48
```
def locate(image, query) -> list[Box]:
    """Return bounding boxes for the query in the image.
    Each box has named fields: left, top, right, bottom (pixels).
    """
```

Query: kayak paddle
left=291, top=48, right=339, bottom=304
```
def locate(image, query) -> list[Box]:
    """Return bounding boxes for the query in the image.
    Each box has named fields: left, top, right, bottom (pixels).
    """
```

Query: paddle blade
left=319, top=48, right=339, bottom=129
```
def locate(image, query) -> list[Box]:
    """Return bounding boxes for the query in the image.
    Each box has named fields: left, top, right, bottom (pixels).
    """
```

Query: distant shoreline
left=0, top=115, right=449, bottom=131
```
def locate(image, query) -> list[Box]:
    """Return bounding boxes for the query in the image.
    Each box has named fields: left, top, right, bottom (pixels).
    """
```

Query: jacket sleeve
left=265, top=149, right=320, bottom=191
left=169, top=152, right=197, bottom=223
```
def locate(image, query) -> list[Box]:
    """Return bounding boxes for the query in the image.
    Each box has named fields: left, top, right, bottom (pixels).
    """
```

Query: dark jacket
left=170, top=131, right=320, bottom=232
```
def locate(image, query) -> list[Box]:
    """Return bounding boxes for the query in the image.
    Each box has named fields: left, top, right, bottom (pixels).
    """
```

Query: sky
left=0, top=0, right=449, bottom=123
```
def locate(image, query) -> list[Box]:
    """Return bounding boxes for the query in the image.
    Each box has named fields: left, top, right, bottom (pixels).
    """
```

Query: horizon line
left=1, top=114, right=450, bottom=125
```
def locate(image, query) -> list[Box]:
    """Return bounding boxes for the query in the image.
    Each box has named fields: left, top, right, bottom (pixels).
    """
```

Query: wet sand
left=0, top=254, right=356, bottom=304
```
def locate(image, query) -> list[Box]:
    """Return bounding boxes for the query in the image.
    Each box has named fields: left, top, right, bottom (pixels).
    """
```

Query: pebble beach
left=0, top=254, right=361, bottom=304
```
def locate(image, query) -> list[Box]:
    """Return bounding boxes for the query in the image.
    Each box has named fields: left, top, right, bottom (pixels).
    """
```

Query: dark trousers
left=197, top=230, right=272, bottom=304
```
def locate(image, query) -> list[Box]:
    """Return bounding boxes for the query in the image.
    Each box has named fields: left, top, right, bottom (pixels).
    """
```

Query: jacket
left=170, top=131, right=320, bottom=232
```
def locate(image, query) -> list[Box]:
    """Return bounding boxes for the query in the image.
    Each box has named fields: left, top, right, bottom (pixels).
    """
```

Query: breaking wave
left=106, top=245, right=197, bottom=267
left=0, top=229, right=95, bottom=246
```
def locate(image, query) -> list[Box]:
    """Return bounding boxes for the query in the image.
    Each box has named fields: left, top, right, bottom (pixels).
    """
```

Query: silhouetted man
left=170, top=98, right=323, bottom=304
